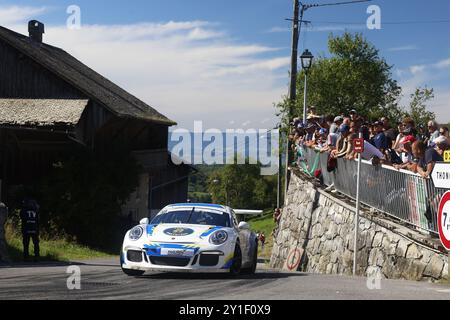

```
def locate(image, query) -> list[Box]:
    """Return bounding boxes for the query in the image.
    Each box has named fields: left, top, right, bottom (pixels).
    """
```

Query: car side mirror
left=139, top=218, right=149, bottom=225
left=238, top=222, right=250, bottom=230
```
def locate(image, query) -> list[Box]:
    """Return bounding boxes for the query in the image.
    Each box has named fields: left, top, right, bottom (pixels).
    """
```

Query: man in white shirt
left=428, top=120, right=440, bottom=147
left=360, top=140, right=384, bottom=161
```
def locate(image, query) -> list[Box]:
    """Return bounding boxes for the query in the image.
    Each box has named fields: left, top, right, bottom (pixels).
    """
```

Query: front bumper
left=121, top=243, right=234, bottom=273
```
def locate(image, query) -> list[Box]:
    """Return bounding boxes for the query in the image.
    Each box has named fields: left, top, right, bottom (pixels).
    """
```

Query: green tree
left=277, top=32, right=402, bottom=122
left=405, top=87, right=435, bottom=128
left=37, top=142, right=140, bottom=248
left=207, top=161, right=276, bottom=210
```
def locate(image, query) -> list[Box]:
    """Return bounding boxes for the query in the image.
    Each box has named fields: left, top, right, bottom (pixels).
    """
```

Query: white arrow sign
left=431, top=162, right=450, bottom=189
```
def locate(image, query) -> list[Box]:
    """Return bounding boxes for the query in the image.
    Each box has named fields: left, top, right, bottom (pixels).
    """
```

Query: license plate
left=160, top=248, right=195, bottom=257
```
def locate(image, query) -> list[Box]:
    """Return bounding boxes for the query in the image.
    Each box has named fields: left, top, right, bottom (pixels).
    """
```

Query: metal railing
left=297, top=146, right=446, bottom=235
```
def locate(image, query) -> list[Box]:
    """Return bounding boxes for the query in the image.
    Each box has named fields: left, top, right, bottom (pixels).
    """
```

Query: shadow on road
left=0, top=261, right=119, bottom=269
left=139, top=271, right=307, bottom=280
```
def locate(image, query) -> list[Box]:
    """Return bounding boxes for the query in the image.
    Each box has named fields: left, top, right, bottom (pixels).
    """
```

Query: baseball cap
left=334, top=116, right=343, bottom=123
left=319, top=128, right=328, bottom=135
left=350, top=109, right=357, bottom=114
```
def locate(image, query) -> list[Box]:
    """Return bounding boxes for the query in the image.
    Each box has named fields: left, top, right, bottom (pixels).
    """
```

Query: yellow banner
left=444, top=150, right=450, bottom=163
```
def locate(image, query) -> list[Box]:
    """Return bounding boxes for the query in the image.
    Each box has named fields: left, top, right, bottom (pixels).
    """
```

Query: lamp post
left=300, top=49, right=314, bottom=125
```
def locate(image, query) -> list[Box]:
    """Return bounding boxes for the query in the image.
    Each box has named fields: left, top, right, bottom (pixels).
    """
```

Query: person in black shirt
left=412, top=140, right=445, bottom=178
left=381, top=117, right=397, bottom=148
left=20, top=198, right=40, bottom=262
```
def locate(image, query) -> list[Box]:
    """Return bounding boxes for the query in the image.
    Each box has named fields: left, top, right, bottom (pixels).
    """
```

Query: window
left=151, top=209, right=231, bottom=227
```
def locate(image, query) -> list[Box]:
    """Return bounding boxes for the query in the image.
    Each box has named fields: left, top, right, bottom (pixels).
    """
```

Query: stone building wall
left=270, top=172, right=449, bottom=281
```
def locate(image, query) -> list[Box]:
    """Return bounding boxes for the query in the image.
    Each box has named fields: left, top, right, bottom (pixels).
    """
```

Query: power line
left=302, top=0, right=372, bottom=10
left=310, top=19, right=450, bottom=25
left=286, top=0, right=372, bottom=23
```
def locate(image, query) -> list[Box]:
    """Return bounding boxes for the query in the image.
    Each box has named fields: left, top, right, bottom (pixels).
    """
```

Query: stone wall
left=270, top=172, right=449, bottom=281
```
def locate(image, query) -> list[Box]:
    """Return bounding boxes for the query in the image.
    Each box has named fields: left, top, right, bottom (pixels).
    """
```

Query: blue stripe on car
left=200, top=226, right=222, bottom=238
left=146, top=224, right=157, bottom=236
left=221, top=259, right=233, bottom=269
left=143, top=243, right=200, bottom=256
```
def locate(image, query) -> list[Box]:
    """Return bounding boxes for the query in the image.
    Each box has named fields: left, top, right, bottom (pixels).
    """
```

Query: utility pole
left=284, top=0, right=301, bottom=201
left=289, top=0, right=301, bottom=110
left=277, top=125, right=282, bottom=208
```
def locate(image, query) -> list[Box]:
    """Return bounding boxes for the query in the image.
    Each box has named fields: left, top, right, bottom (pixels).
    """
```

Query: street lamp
left=300, top=49, right=314, bottom=125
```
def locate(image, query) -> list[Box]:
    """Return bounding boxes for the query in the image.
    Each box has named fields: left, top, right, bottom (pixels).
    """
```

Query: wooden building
left=0, top=21, right=192, bottom=221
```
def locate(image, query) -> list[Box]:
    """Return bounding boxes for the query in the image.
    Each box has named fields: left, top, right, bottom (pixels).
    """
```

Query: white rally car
left=120, top=203, right=258, bottom=276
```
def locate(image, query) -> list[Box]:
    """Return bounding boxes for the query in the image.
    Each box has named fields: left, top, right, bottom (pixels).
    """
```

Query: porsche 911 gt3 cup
left=121, top=203, right=258, bottom=276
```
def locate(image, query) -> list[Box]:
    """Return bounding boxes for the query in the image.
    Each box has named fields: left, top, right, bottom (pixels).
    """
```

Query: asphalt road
left=0, top=258, right=449, bottom=300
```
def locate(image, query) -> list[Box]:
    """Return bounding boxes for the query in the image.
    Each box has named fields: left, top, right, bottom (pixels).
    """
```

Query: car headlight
left=209, top=230, right=228, bottom=245
left=129, top=226, right=143, bottom=241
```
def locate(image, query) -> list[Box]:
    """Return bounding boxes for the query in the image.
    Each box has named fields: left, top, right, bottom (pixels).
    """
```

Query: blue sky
left=1, top=0, right=450, bottom=129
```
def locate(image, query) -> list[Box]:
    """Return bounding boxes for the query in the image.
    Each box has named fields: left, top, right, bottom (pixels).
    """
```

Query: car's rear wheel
left=229, top=245, right=242, bottom=276
left=122, top=268, right=145, bottom=277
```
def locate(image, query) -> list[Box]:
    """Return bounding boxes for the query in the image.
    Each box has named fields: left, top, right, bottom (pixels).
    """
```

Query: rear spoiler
left=234, top=209, right=263, bottom=216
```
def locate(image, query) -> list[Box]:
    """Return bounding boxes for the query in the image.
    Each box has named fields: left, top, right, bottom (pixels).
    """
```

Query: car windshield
left=151, top=209, right=230, bottom=227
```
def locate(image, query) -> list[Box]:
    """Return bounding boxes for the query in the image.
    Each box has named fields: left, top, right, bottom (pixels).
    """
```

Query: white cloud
left=429, top=90, right=450, bottom=122
left=387, top=45, right=418, bottom=52
left=409, top=65, right=426, bottom=75
left=434, top=58, right=450, bottom=69
left=267, top=26, right=290, bottom=33
left=210, top=57, right=290, bottom=77
left=0, top=5, right=47, bottom=25
left=399, top=59, right=450, bottom=123
left=2, top=7, right=288, bottom=130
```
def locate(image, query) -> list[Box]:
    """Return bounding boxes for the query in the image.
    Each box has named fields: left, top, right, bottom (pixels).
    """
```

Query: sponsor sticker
left=164, top=227, right=194, bottom=237
left=161, top=248, right=195, bottom=257
left=444, top=150, right=450, bottom=163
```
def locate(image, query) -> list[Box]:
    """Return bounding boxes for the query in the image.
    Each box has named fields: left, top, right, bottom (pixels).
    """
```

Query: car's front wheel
left=242, top=243, right=258, bottom=275
left=229, top=244, right=242, bottom=276
left=122, top=268, right=145, bottom=277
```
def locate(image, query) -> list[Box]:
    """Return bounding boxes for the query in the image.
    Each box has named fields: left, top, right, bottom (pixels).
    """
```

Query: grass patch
left=246, top=210, right=276, bottom=260
left=4, top=222, right=114, bottom=263
left=437, top=276, right=450, bottom=285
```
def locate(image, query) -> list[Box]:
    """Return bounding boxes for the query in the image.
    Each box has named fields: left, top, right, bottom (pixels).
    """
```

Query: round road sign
left=286, top=248, right=303, bottom=271
left=438, top=191, right=450, bottom=250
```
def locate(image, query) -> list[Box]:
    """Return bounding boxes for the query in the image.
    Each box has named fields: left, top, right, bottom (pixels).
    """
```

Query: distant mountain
left=168, top=131, right=267, bottom=165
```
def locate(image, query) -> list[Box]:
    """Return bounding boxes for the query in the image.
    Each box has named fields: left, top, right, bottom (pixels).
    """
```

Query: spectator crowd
left=290, top=107, right=450, bottom=179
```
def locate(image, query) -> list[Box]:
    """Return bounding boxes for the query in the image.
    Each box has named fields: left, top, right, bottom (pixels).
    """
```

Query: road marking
left=436, top=289, right=450, bottom=293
